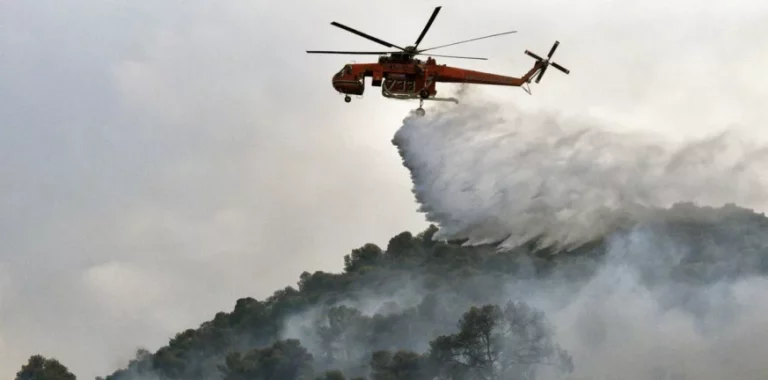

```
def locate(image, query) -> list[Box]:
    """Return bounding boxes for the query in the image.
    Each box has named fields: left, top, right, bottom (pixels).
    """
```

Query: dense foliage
left=93, top=224, right=582, bottom=380
left=17, top=203, right=768, bottom=380
left=15, top=355, right=76, bottom=380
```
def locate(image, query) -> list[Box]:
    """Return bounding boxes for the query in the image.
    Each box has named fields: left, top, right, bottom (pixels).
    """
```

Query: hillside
left=15, top=202, right=768, bottom=380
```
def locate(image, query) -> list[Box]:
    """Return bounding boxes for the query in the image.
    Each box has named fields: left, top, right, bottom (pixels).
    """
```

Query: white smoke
left=392, top=93, right=768, bottom=250
left=276, top=210, right=768, bottom=380
left=541, top=224, right=768, bottom=380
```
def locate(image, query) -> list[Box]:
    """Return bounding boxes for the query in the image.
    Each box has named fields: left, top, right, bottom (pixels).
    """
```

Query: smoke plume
left=392, top=91, right=768, bottom=250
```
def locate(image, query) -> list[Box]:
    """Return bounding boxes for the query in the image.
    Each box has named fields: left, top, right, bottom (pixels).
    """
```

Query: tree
left=15, top=355, right=76, bottom=380
left=316, top=306, right=371, bottom=367
left=218, top=339, right=315, bottom=380
left=428, top=301, right=573, bottom=380
left=369, top=350, right=428, bottom=380
left=100, top=348, right=155, bottom=380
left=343, top=243, right=384, bottom=273
left=315, top=370, right=346, bottom=380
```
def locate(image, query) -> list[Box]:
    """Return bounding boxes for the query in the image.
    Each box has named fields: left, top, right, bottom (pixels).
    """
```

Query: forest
left=15, top=203, right=768, bottom=380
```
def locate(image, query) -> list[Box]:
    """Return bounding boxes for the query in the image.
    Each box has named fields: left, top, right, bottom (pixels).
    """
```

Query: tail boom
left=434, top=63, right=542, bottom=87
left=433, top=40, right=569, bottom=88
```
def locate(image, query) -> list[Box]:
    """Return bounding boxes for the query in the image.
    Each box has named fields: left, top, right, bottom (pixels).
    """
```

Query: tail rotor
left=525, top=41, right=570, bottom=83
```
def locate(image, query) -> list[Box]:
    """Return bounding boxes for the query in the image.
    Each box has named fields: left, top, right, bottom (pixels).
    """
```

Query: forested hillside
left=16, top=203, right=768, bottom=380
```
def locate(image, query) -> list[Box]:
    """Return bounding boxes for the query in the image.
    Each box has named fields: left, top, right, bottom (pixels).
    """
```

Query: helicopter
left=307, top=6, right=570, bottom=116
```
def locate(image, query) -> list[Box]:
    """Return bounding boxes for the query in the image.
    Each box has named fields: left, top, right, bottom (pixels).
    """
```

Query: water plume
left=392, top=94, right=768, bottom=251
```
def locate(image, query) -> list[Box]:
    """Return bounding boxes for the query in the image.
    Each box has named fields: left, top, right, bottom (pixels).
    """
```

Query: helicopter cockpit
left=334, top=64, right=353, bottom=78
left=332, top=64, right=364, bottom=97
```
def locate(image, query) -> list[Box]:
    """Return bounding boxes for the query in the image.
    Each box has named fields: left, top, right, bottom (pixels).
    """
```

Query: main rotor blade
left=307, top=50, right=395, bottom=55
left=419, top=53, right=487, bottom=60
left=414, top=6, right=441, bottom=48
left=551, top=61, right=570, bottom=74
left=418, top=30, right=517, bottom=53
left=330, top=21, right=405, bottom=50
left=547, top=41, right=559, bottom=58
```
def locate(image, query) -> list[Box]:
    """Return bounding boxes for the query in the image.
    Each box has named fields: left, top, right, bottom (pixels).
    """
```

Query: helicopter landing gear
left=344, top=95, right=351, bottom=103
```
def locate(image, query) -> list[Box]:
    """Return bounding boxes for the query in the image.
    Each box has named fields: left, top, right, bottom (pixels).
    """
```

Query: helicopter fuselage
left=331, top=55, right=537, bottom=100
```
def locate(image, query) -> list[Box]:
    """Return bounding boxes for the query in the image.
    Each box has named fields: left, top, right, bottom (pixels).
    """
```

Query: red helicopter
left=307, top=6, right=570, bottom=116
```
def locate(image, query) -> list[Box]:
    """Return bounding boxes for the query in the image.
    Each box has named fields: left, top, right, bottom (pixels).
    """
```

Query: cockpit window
left=334, top=65, right=353, bottom=78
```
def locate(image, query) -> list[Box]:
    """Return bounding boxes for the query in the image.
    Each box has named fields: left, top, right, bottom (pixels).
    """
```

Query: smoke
left=391, top=92, right=768, bottom=251
left=278, top=208, right=768, bottom=380
left=278, top=213, right=768, bottom=380
left=542, top=222, right=768, bottom=380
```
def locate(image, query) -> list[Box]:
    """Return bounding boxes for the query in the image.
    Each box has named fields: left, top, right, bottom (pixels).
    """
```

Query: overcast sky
left=1, top=0, right=767, bottom=378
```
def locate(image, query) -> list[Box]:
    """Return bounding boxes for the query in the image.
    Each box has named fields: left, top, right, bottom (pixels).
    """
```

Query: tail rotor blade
left=551, top=61, right=570, bottom=74
left=525, top=50, right=544, bottom=61
left=547, top=41, right=559, bottom=58
left=525, top=40, right=570, bottom=84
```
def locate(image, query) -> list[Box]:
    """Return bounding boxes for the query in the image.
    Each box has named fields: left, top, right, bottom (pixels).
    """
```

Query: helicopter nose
left=330, top=76, right=364, bottom=96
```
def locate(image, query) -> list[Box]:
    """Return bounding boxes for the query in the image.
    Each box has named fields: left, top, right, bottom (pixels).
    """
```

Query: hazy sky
left=1, top=0, right=767, bottom=378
